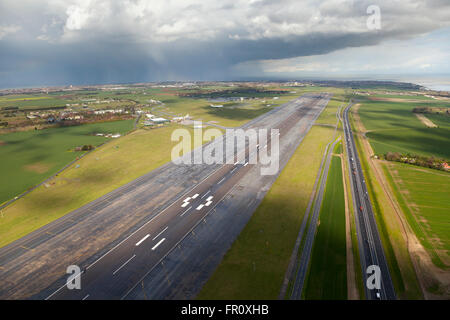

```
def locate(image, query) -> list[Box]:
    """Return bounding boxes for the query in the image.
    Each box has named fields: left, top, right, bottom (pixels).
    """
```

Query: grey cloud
left=0, top=0, right=449, bottom=88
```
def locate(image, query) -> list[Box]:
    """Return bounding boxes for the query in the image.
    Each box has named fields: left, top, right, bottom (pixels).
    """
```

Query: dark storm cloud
left=0, top=0, right=449, bottom=87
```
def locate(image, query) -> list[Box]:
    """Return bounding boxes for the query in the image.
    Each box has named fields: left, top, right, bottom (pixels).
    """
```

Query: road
left=0, top=93, right=331, bottom=299
left=342, top=102, right=396, bottom=300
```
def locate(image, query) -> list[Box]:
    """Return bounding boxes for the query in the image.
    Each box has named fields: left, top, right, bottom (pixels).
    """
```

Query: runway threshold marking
left=181, top=197, right=191, bottom=208
left=180, top=206, right=192, bottom=217
left=135, top=234, right=150, bottom=246
left=152, top=227, right=168, bottom=241
left=151, top=238, right=166, bottom=251
left=192, top=193, right=199, bottom=199
left=196, top=204, right=204, bottom=210
left=244, top=162, right=248, bottom=167
left=113, top=254, right=136, bottom=275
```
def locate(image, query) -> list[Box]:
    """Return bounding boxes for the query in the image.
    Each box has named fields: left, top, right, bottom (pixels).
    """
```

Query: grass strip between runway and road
left=303, top=154, right=347, bottom=299
left=197, top=125, right=335, bottom=299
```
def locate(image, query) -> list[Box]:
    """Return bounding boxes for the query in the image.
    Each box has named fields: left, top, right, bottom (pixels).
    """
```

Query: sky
left=1, top=0, right=450, bottom=88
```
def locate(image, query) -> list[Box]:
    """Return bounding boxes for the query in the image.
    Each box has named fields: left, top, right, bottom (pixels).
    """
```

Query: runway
left=0, top=93, right=331, bottom=300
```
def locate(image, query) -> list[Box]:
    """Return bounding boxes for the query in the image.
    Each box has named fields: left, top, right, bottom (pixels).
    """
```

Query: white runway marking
left=205, top=201, right=213, bottom=206
left=82, top=294, right=90, bottom=300
left=244, top=162, right=248, bottom=166
left=152, top=227, right=168, bottom=241
left=192, top=193, right=199, bottom=199
left=201, top=190, right=211, bottom=199
left=206, top=196, right=213, bottom=201
left=218, top=177, right=225, bottom=184
left=231, top=167, right=237, bottom=173
left=181, top=197, right=191, bottom=208
left=151, top=238, right=166, bottom=251
left=113, top=254, right=136, bottom=275
left=135, top=234, right=150, bottom=246
left=180, top=206, right=192, bottom=217
left=196, top=204, right=204, bottom=210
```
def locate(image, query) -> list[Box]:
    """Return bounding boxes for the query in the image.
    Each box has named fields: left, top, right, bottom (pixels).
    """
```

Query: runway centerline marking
left=113, top=254, right=136, bottom=275
left=82, top=294, right=90, bottom=300
left=218, top=177, right=226, bottom=184
left=135, top=234, right=150, bottom=246
left=201, top=190, right=211, bottom=199
left=244, top=162, right=248, bottom=167
left=180, top=206, right=192, bottom=217
left=152, top=227, right=168, bottom=241
left=151, top=238, right=166, bottom=251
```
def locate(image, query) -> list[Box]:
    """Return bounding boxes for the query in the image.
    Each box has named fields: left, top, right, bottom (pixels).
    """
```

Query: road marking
left=180, top=206, right=192, bottom=217
left=234, top=161, right=238, bottom=165
left=231, top=167, right=237, bottom=173
left=206, top=196, right=213, bottom=201
left=192, top=193, right=199, bottom=199
left=196, top=204, right=204, bottom=210
left=135, top=234, right=150, bottom=246
left=181, top=197, right=191, bottom=208
left=20, top=245, right=31, bottom=251
left=152, top=227, right=168, bottom=241
left=218, top=177, right=225, bottom=184
left=113, top=254, right=136, bottom=275
left=205, top=201, right=213, bottom=206
left=201, top=190, right=211, bottom=199
left=151, top=238, right=166, bottom=251
left=264, top=145, right=267, bottom=149
left=82, top=294, right=90, bottom=300
left=244, top=162, right=248, bottom=166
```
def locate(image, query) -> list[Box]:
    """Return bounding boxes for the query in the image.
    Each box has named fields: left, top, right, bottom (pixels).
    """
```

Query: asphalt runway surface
left=343, top=103, right=396, bottom=300
left=0, top=93, right=331, bottom=300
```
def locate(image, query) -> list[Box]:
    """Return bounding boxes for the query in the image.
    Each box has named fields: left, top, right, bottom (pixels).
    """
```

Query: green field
left=356, top=98, right=450, bottom=159
left=304, top=155, right=347, bottom=299
left=0, top=120, right=134, bottom=205
left=0, top=95, right=70, bottom=109
left=382, top=162, right=450, bottom=269
left=197, top=125, right=335, bottom=299
left=150, top=95, right=281, bottom=128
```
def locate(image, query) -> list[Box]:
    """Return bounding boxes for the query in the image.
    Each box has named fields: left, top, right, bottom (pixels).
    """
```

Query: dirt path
left=339, top=153, right=359, bottom=299
left=352, top=104, right=450, bottom=299
left=415, top=113, right=437, bottom=128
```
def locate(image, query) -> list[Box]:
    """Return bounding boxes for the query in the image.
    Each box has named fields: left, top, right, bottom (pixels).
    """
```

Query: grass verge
left=304, top=155, right=347, bottom=299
